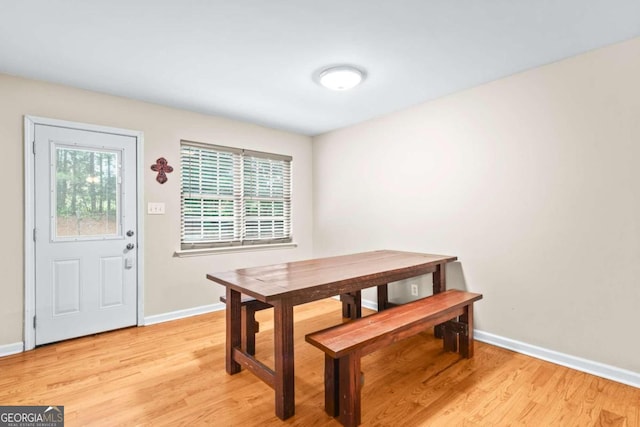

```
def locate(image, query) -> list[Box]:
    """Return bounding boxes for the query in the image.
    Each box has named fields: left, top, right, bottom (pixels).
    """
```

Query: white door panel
left=34, top=124, right=137, bottom=345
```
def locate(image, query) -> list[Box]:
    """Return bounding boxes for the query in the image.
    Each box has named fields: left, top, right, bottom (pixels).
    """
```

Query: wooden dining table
left=206, top=250, right=457, bottom=420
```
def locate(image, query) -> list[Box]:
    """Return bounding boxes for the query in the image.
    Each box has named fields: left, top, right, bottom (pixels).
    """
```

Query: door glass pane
left=55, top=147, right=120, bottom=238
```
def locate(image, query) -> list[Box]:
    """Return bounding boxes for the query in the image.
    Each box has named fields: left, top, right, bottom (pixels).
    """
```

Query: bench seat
left=306, top=289, right=482, bottom=427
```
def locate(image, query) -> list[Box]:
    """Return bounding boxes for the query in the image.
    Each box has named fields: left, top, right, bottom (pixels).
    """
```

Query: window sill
left=173, top=242, right=298, bottom=257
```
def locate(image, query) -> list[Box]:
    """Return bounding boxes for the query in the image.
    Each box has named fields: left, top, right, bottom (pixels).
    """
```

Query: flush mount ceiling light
left=316, top=65, right=365, bottom=91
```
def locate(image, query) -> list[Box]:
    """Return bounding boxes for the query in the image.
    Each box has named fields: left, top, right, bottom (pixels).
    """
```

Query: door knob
left=126, top=230, right=135, bottom=237
left=126, top=243, right=135, bottom=250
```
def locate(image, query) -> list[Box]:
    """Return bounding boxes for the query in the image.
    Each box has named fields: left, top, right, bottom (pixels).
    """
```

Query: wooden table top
left=207, top=250, right=457, bottom=304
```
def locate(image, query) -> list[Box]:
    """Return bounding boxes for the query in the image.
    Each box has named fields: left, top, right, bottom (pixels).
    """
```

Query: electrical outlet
left=410, top=284, right=419, bottom=296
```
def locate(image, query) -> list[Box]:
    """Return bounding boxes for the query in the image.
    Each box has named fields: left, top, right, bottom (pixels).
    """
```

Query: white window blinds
left=180, top=141, right=292, bottom=249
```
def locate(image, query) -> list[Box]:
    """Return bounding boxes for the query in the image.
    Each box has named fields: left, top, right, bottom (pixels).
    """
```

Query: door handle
left=126, top=243, right=135, bottom=250
left=126, top=230, right=135, bottom=237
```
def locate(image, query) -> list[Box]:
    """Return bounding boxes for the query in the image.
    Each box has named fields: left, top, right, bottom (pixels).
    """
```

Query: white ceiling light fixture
left=316, top=65, right=366, bottom=91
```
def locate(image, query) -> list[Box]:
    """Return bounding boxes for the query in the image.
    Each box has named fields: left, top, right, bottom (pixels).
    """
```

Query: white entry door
left=34, top=124, right=138, bottom=345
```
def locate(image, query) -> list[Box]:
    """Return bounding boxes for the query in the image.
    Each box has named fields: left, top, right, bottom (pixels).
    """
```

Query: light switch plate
left=147, top=202, right=165, bottom=215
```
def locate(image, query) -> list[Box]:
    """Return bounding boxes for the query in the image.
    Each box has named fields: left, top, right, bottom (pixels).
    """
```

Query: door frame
left=23, top=115, right=145, bottom=351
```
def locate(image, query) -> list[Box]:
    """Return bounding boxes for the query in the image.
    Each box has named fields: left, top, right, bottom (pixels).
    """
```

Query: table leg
left=377, top=284, right=389, bottom=311
left=433, top=263, right=447, bottom=338
left=432, top=263, right=447, bottom=294
left=225, top=288, right=242, bottom=374
left=273, top=300, right=295, bottom=420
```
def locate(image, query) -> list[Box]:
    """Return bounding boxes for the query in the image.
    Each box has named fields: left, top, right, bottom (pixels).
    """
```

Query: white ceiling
left=1, top=1, right=639, bottom=136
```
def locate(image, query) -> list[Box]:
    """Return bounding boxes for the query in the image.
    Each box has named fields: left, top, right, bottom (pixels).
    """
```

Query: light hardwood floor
left=1, top=299, right=638, bottom=426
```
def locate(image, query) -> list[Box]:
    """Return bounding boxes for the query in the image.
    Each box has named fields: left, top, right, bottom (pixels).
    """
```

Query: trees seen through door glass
left=55, top=146, right=120, bottom=238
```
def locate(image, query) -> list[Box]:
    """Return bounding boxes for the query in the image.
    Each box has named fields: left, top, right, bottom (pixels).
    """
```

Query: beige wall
left=313, top=37, right=640, bottom=372
left=3, top=36, right=640, bottom=375
left=0, top=74, right=313, bottom=345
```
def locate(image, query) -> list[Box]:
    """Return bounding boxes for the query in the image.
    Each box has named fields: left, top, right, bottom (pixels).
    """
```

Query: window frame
left=179, top=140, right=292, bottom=251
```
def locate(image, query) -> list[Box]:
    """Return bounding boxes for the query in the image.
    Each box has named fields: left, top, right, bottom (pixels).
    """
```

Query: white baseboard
left=0, top=342, right=24, bottom=357
left=361, top=297, right=639, bottom=389
left=0, top=304, right=226, bottom=358
left=361, top=298, right=378, bottom=312
left=474, top=330, right=640, bottom=389
left=144, top=303, right=225, bottom=326
left=333, top=296, right=380, bottom=312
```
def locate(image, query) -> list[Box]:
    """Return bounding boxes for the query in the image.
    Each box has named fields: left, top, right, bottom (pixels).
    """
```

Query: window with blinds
left=180, top=141, right=292, bottom=250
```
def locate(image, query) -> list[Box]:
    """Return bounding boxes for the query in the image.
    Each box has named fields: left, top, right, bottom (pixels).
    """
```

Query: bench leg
left=459, top=304, right=474, bottom=358
left=241, top=307, right=260, bottom=356
left=340, top=291, right=362, bottom=320
left=442, top=304, right=476, bottom=356
left=221, top=296, right=270, bottom=356
left=443, top=321, right=458, bottom=353
left=338, top=354, right=362, bottom=427
left=340, top=294, right=351, bottom=318
left=324, top=355, right=340, bottom=417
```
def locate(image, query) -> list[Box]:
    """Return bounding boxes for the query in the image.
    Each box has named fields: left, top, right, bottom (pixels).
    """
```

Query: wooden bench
left=219, top=295, right=271, bottom=355
left=305, top=289, right=483, bottom=427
